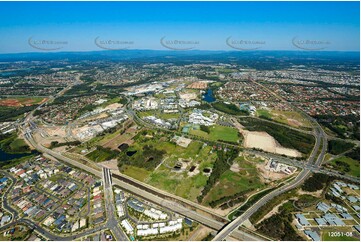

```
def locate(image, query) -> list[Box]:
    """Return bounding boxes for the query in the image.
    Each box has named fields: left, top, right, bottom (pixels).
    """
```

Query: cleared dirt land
left=243, top=131, right=301, bottom=157
left=186, top=81, right=208, bottom=89
left=0, top=97, right=47, bottom=107
left=231, top=118, right=302, bottom=157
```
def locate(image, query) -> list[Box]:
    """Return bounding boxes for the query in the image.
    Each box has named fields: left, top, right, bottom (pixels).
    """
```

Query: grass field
left=122, top=165, right=151, bottom=182
left=158, top=112, right=180, bottom=119
left=270, top=110, right=312, bottom=128
left=86, top=146, right=118, bottom=162
left=203, top=156, right=264, bottom=205
left=137, top=110, right=156, bottom=118
left=257, top=109, right=272, bottom=119
left=0, top=132, right=30, bottom=154
left=137, top=110, right=180, bottom=120
left=190, top=125, right=240, bottom=143
left=329, top=156, right=360, bottom=177
left=143, top=142, right=218, bottom=202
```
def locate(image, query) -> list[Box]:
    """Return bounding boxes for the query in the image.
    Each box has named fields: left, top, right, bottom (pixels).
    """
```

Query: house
left=323, top=213, right=345, bottom=226
left=316, top=202, right=330, bottom=213
left=304, top=230, right=320, bottom=241
left=121, top=219, right=134, bottom=234
left=340, top=213, right=353, bottom=220
left=295, top=214, right=310, bottom=226
left=314, top=218, right=327, bottom=226
left=352, top=205, right=360, bottom=211
left=347, top=196, right=358, bottom=203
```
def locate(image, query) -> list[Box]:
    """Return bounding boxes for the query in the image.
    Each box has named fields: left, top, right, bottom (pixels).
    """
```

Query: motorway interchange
left=2, top=77, right=357, bottom=241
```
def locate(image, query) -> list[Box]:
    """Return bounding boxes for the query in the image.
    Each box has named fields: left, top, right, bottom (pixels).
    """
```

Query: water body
left=203, top=89, right=216, bottom=103
left=0, top=148, right=37, bottom=162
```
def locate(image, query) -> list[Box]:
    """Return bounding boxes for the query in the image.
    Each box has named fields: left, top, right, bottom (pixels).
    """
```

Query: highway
left=245, top=150, right=360, bottom=183
left=18, top=79, right=356, bottom=241
left=102, top=167, right=129, bottom=241
left=23, top=131, right=262, bottom=241
left=212, top=78, right=330, bottom=241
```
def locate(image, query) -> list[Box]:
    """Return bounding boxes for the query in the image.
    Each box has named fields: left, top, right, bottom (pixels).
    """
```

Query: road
left=245, top=150, right=359, bottom=183
left=23, top=131, right=262, bottom=241
left=19, top=77, right=354, bottom=241
left=102, top=167, right=129, bottom=241
left=212, top=78, right=330, bottom=241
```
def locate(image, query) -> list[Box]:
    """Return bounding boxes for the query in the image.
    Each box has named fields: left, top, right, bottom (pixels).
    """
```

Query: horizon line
left=0, top=48, right=360, bottom=56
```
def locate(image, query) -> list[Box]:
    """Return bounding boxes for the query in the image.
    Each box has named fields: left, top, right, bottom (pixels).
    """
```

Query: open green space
left=271, top=110, right=312, bottom=128
left=137, top=110, right=156, bottom=118
left=86, top=146, right=119, bottom=162
left=117, top=130, right=220, bottom=202
left=0, top=132, right=30, bottom=154
left=212, top=102, right=247, bottom=115
left=0, top=105, right=36, bottom=122
left=257, top=109, right=272, bottom=120
left=189, top=124, right=240, bottom=143
left=329, top=156, right=360, bottom=178
left=203, top=156, right=264, bottom=207
left=122, top=165, right=152, bottom=182
left=137, top=110, right=180, bottom=120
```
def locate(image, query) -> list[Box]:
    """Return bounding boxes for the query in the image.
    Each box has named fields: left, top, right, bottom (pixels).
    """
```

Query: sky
left=0, top=1, right=359, bottom=53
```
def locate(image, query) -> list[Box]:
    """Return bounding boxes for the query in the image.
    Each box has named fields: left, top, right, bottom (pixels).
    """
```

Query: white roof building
left=121, top=219, right=134, bottom=234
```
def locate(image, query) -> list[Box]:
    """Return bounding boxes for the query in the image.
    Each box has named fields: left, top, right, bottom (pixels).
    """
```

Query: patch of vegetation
left=197, top=148, right=239, bottom=202
left=328, top=140, right=354, bottom=155
left=316, top=114, right=360, bottom=140
left=230, top=186, right=279, bottom=220
left=294, top=194, right=319, bottom=209
left=257, top=109, right=272, bottom=120
left=345, top=147, right=360, bottom=161
left=212, top=102, right=247, bottom=115
left=0, top=105, right=36, bottom=122
left=200, top=125, right=210, bottom=134
left=121, top=165, right=152, bottom=182
left=253, top=192, right=293, bottom=223
left=302, top=173, right=335, bottom=192
left=201, top=233, right=214, bottom=241
left=256, top=201, right=303, bottom=241
left=50, top=140, right=81, bottom=149
left=118, top=145, right=166, bottom=171
left=0, top=132, right=30, bottom=154
left=190, top=125, right=240, bottom=143
left=208, top=188, right=251, bottom=208
left=330, top=156, right=360, bottom=178
left=86, top=146, right=119, bottom=162
left=205, top=157, right=264, bottom=208
left=239, top=117, right=315, bottom=154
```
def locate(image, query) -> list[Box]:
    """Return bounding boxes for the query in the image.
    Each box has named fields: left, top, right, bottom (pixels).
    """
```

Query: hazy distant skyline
left=0, top=1, right=359, bottom=53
